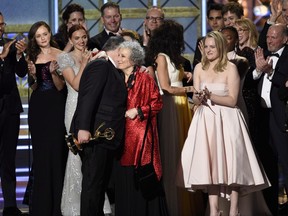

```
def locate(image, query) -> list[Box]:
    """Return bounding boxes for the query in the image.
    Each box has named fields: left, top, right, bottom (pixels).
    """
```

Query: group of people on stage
left=1, top=0, right=288, bottom=216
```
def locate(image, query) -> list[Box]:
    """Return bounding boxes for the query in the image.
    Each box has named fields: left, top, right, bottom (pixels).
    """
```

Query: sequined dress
left=28, top=62, right=67, bottom=216
left=58, top=53, right=111, bottom=216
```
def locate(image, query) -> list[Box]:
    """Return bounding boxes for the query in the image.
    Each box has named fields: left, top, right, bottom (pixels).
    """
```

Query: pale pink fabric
left=180, top=83, right=270, bottom=198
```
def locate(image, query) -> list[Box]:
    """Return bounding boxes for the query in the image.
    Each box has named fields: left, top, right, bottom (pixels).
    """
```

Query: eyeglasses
left=237, top=28, right=248, bottom=33
left=0, top=22, right=6, bottom=27
left=146, top=16, right=164, bottom=22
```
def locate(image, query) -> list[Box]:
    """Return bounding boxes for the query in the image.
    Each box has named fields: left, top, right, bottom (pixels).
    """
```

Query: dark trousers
left=80, top=143, right=114, bottom=216
left=0, top=108, right=20, bottom=208
left=255, top=108, right=278, bottom=216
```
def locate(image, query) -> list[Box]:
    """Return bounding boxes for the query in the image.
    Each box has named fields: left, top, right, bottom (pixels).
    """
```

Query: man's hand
left=142, top=23, right=150, bottom=46
left=254, top=47, right=273, bottom=74
left=77, top=130, right=91, bottom=144
left=15, top=38, right=26, bottom=56
left=0, top=39, right=15, bottom=60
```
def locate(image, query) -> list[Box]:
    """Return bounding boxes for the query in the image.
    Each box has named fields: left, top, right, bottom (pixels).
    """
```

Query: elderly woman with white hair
left=114, top=41, right=168, bottom=216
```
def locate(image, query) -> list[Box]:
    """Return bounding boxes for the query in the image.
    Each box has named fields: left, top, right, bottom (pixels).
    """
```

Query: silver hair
left=119, top=41, right=145, bottom=66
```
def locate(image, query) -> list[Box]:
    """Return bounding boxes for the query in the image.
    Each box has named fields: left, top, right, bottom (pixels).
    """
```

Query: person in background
left=234, top=18, right=260, bottom=143
left=0, top=12, right=28, bottom=216
left=220, top=26, right=249, bottom=121
left=221, top=1, right=244, bottom=27
left=142, top=6, right=164, bottom=47
left=114, top=40, right=168, bottom=216
left=26, top=21, right=67, bottom=216
left=220, top=26, right=272, bottom=216
left=146, top=19, right=204, bottom=216
left=180, top=31, right=270, bottom=216
left=258, top=0, right=288, bottom=51
left=120, top=29, right=140, bottom=42
left=89, top=2, right=122, bottom=50
left=192, top=3, right=224, bottom=69
left=254, top=23, right=288, bottom=216
left=53, top=3, right=86, bottom=52
left=233, top=18, right=275, bottom=215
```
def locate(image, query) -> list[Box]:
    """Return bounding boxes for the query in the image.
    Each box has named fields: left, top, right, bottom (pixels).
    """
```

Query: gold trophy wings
left=65, top=122, right=115, bottom=155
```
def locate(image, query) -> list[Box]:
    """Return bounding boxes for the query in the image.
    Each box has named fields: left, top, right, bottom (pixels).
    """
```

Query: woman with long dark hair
left=146, top=20, right=204, bottom=216
left=26, top=21, right=68, bottom=216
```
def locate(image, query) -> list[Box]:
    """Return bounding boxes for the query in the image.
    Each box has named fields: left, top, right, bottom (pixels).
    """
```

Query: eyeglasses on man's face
left=146, top=16, right=164, bottom=22
left=0, top=22, right=6, bottom=27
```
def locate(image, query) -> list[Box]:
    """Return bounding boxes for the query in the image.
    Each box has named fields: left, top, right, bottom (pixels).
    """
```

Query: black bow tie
left=269, top=53, right=280, bottom=58
left=108, top=32, right=116, bottom=37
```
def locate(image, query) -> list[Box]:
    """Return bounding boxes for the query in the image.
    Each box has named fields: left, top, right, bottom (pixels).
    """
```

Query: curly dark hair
left=145, top=20, right=184, bottom=69
left=57, top=4, right=85, bottom=46
left=27, top=21, right=59, bottom=63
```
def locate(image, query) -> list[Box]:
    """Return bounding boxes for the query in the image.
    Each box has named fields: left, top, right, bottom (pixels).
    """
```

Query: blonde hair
left=235, top=18, right=258, bottom=49
left=201, top=31, right=228, bottom=72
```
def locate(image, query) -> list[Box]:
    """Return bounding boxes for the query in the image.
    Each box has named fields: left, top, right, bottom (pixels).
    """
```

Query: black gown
left=28, top=62, right=68, bottom=216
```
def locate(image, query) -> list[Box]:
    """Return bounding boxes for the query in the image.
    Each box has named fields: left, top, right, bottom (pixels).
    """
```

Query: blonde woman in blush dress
left=179, top=31, right=270, bottom=216
left=58, top=25, right=111, bottom=216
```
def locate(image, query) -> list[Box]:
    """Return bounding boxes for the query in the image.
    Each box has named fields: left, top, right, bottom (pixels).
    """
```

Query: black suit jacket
left=88, top=30, right=111, bottom=50
left=258, top=22, right=270, bottom=50
left=70, top=58, right=127, bottom=150
left=0, top=38, right=28, bottom=114
left=258, top=45, right=288, bottom=131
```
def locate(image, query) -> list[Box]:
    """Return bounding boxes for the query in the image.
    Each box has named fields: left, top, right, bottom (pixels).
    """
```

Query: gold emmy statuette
left=65, top=122, right=115, bottom=155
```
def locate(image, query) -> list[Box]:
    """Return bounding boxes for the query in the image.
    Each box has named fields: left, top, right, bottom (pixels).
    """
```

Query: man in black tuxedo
left=88, top=2, right=122, bottom=50
left=70, top=36, right=126, bottom=216
left=254, top=23, right=288, bottom=215
left=0, top=12, right=28, bottom=216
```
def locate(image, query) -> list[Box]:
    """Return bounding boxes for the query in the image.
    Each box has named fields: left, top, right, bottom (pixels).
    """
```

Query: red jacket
left=120, top=69, right=163, bottom=180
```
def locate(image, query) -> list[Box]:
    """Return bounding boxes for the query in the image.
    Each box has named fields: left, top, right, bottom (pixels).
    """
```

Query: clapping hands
left=0, top=39, right=16, bottom=60
left=194, top=86, right=211, bottom=104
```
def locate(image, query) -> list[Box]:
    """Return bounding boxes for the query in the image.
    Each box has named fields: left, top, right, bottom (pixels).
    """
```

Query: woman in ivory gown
left=58, top=24, right=111, bottom=216
left=179, top=31, right=270, bottom=216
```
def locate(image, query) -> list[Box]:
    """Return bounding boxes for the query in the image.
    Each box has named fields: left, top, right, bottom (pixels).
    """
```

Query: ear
left=68, top=38, right=73, bottom=46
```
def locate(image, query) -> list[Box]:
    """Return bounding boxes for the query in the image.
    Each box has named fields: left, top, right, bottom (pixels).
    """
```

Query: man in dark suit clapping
left=70, top=36, right=126, bottom=216
left=0, top=12, right=28, bottom=216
